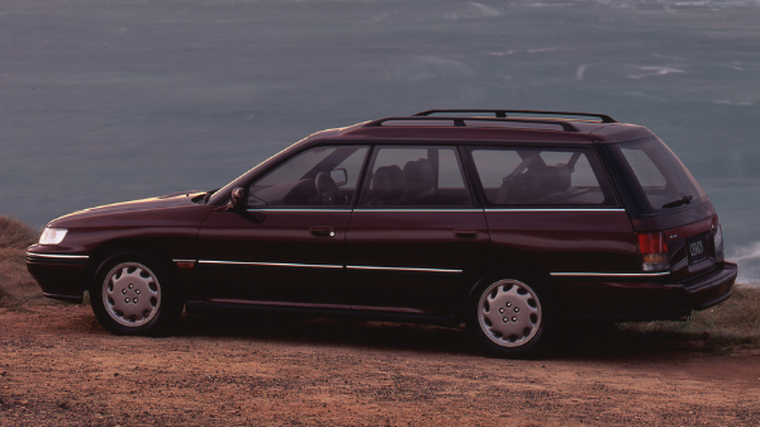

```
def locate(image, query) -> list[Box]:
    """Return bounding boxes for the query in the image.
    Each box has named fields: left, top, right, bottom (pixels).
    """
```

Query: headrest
left=403, top=158, right=435, bottom=194
left=372, top=165, right=405, bottom=200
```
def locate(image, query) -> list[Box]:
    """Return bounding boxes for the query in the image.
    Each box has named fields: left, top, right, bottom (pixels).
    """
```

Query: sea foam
left=731, top=242, right=760, bottom=287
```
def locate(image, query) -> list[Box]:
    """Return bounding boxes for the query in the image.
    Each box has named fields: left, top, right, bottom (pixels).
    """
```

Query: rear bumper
left=26, top=250, right=90, bottom=304
left=683, top=262, right=737, bottom=310
left=555, top=261, right=738, bottom=321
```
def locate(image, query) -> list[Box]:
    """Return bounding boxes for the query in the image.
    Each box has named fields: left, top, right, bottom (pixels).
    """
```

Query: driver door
left=194, top=146, right=368, bottom=308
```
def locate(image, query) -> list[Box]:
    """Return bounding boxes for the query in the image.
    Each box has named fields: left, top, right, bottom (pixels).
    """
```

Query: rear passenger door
left=345, top=146, right=490, bottom=317
left=467, top=146, right=637, bottom=275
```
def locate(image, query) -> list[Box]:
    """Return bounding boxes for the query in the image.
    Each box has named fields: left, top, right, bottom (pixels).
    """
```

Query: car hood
left=50, top=191, right=207, bottom=226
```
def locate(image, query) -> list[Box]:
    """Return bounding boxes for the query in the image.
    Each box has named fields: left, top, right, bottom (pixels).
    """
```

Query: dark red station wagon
left=27, top=110, right=737, bottom=357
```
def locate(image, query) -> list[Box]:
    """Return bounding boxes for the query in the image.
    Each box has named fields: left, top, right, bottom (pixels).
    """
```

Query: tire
left=90, top=254, right=182, bottom=336
left=468, top=272, right=548, bottom=358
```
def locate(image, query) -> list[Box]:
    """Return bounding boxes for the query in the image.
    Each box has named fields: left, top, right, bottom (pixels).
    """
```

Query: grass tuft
left=620, top=285, right=760, bottom=350
left=0, top=216, right=43, bottom=308
left=0, top=216, right=38, bottom=249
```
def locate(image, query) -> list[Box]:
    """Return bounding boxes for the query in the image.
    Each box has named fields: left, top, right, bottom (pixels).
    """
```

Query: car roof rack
left=413, top=109, right=618, bottom=124
left=363, top=115, right=583, bottom=132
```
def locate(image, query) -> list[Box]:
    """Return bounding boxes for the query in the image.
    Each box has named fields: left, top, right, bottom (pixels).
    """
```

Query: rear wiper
left=662, top=194, right=693, bottom=209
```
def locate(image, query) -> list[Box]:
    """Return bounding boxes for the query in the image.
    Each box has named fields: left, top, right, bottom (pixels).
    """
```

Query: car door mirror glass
left=331, top=168, right=348, bottom=187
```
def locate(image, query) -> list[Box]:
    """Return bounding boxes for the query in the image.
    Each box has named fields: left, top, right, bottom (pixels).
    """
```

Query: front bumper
left=26, top=250, right=90, bottom=303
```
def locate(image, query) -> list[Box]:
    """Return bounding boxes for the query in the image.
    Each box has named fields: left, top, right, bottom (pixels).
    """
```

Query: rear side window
left=359, top=146, right=473, bottom=207
left=608, top=137, right=707, bottom=214
left=469, top=147, right=615, bottom=207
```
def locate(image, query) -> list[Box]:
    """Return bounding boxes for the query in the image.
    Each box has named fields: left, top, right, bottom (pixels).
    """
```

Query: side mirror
left=330, top=168, right=348, bottom=187
left=225, top=187, right=245, bottom=211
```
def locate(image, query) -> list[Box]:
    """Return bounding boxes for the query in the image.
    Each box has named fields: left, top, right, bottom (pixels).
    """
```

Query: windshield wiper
left=200, top=188, right=219, bottom=204
left=662, top=194, right=693, bottom=209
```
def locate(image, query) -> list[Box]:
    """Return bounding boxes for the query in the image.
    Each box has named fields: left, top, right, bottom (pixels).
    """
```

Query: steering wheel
left=315, top=172, right=344, bottom=205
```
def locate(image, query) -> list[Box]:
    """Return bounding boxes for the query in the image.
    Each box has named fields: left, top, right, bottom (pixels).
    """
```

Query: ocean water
left=2, top=0, right=759, bottom=283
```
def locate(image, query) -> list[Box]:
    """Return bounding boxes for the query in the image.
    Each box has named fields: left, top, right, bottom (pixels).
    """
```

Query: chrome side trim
left=347, top=265, right=463, bottom=274
left=26, top=252, right=90, bottom=260
left=550, top=271, right=671, bottom=278
left=353, top=208, right=483, bottom=213
left=247, top=208, right=351, bottom=213
left=486, top=208, right=626, bottom=213
left=246, top=207, right=623, bottom=214
left=196, top=260, right=463, bottom=274
left=197, top=260, right=343, bottom=270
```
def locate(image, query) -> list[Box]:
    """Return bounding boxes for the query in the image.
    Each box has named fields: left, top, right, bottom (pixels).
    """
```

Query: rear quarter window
left=469, top=147, right=616, bottom=207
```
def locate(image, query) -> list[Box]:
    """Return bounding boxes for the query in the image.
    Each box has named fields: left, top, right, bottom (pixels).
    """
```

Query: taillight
left=713, top=221, right=725, bottom=263
left=637, top=231, right=669, bottom=272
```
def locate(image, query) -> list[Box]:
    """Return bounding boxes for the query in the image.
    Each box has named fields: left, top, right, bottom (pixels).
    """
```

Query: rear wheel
left=469, top=273, right=547, bottom=357
left=91, top=254, right=182, bottom=336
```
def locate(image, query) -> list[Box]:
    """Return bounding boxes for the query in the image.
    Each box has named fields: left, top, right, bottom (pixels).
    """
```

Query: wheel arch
left=459, top=256, right=555, bottom=319
left=87, top=238, right=177, bottom=292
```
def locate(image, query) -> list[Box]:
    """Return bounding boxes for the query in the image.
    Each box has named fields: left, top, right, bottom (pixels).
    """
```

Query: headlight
left=39, top=227, right=68, bottom=245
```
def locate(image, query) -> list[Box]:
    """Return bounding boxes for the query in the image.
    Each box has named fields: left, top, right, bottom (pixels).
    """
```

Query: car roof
left=303, top=110, right=654, bottom=147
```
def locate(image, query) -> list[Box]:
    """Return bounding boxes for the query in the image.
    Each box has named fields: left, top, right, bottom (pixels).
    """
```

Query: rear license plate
left=686, top=233, right=708, bottom=264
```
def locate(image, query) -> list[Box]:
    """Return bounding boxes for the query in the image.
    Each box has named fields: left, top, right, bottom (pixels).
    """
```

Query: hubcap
left=102, top=262, right=161, bottom=327
left=478, top=279, right=541, bottom=348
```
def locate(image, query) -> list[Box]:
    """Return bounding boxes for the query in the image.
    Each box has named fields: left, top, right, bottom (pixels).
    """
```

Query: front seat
left=403, top=158, right=436, bottom=204
left=368, top=165, right=406, bottom=205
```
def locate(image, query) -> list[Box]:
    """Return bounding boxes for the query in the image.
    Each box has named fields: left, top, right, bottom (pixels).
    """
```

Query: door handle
left=310, top=225, right=336, bottom=238
left=454, top=228, right=479, bottom=239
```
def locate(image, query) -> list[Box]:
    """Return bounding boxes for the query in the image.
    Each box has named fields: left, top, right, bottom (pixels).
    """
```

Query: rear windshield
left=605, top=137, right=707, bottom=215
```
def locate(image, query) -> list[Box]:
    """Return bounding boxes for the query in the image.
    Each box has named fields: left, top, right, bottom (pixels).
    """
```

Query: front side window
left=359, top=146, right=473, bottom=207
left=469, top=147, right=615, bottom=206
left=247, top=146, right=368, bottom=207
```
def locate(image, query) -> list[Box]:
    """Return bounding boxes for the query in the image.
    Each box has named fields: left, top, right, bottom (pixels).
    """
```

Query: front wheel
left=469, top=274, right=547, bottom=358
left=91, top=255, right=182, bottom=336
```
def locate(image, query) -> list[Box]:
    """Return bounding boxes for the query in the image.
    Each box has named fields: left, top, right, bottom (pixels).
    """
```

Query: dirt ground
left=1, top=304, right=759, bottom=427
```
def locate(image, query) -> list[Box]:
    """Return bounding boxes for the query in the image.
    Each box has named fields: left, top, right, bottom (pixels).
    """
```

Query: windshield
left=605, top=137, right=707, bottom=215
